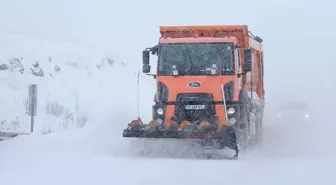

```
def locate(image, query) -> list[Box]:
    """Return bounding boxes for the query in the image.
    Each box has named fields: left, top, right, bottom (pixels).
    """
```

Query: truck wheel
left=239, top=127, right=248, bottom=151
left=238, top=103, right=249, bottom=150
left=248, top=107, right=263, bottom=147
left=255, top=109, right=264, bottom=147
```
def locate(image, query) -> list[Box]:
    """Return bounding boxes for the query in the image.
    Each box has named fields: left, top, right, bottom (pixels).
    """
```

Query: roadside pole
left=27, top=84, right=37, bottom=133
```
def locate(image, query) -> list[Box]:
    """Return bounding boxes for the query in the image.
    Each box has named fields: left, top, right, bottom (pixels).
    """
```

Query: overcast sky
left=0, top=0, right=335, bottom=108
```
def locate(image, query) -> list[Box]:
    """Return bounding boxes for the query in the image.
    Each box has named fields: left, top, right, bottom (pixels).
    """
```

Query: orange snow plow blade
left=123, top=118, right=232, bottom=139
left=122, top=118, right=239, bottom=159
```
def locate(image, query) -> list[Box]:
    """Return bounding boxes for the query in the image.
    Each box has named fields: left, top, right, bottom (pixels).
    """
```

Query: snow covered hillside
left=0, top=54, right=155, bottom=134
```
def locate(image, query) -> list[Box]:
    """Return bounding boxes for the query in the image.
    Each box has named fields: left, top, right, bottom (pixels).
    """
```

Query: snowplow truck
left=123, top=25, right=265, bottom=159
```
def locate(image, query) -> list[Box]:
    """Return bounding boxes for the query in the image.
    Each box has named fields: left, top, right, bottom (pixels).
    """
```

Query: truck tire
left=237, top=91, right=250, bottom=150
left=254, top=107, right=264, bottom=147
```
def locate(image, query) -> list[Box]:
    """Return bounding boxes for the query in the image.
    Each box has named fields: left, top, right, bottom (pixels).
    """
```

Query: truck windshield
left=158, top=43, right=234, bottom=76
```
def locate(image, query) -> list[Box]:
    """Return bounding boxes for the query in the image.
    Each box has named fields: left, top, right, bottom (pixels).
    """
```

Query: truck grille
left=175, top=93, right=216, bottom=123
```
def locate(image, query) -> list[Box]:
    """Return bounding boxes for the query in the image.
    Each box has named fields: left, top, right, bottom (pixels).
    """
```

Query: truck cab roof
left=159, top=37, right=239, bottom=44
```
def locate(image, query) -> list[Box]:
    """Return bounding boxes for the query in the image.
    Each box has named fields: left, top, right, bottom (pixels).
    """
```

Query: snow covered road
left=1, top=115, right=336, bottom=185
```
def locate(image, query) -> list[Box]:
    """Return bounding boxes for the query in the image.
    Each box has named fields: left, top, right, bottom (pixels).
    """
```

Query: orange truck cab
left=123, top=25, right=265, bottom=158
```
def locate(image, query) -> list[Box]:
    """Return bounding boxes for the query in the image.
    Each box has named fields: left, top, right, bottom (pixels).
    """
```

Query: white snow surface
left=1, top=57, right=336, bottom=185
left=0, top=55, right=154, bottom=133
left=1, top=118, right=336, bottom=185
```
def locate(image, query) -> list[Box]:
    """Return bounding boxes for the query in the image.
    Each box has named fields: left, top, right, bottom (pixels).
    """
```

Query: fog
left=1, top=1, right=336, bottom=183
left=1, top=0, right=334, bottom=106
left=0, top=0, right=335, bottom=129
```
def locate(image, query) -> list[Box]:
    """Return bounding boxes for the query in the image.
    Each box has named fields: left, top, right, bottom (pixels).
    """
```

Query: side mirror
left=142, top=50, right=150, bottom=73
left=142, top=65, right=151, bottom=73
left=244, top=48, right=252, bottom=72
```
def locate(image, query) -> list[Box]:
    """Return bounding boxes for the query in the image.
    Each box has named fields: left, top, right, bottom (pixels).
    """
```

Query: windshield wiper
left=183, top=43, right=194, bottom=72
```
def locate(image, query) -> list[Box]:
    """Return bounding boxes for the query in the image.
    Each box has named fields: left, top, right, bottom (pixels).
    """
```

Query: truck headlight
left=229, top=118, right=236, bottom=125
left=304, top=113, right=310, bottom=118
left=156, top=118, right=163, bottom=124
left=227, top=108, right=235, bottom=115
left=157, top=108, right=164, bottom=115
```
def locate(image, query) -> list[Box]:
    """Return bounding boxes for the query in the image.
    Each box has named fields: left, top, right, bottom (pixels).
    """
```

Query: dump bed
left=160, top=25, right=262, bottom=51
